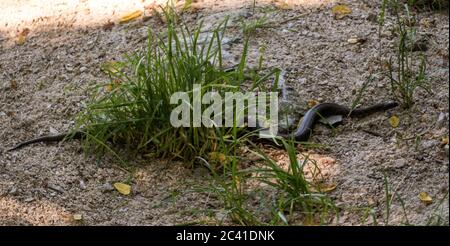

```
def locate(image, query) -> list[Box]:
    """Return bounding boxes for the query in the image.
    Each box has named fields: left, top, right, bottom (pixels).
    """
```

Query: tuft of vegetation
left=382, top=1, right=430, bottom=108
left=199, top=139, right=335, bottom=225
left=405, top=0, right=449, bottom=10
left=76, top=5, right=334, bottom=226
left=250, top=140, right=336, bottom=225
left=75, top=8, right=277, bottom=162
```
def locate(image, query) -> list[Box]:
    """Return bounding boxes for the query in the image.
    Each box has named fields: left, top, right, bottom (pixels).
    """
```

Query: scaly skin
left=8, top=101, right=399, bottom=151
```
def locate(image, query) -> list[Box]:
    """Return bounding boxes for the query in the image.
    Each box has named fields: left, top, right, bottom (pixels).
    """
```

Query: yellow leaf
left=332, top=5, right=352, bottom=19
left=73, top=214, right=83, bottom=221
left=389, top=115, right=400, bottom=128
left=16, top=28, right=30, bottom=45
left=119, top=10, right=142, bottom=23
left=17, top=34, right=26, bottom=45
left=103, top=61, right=120, bottom=73
left=311, top=183, right=337, bottom=193
left=442, top=137, right=449, bottom=145
left=10, top=80, right=17, bottom=90
left=114, top=182, right=131, bottom=195
left=105, top=84, right=113, bottom=92
left=308, top=99, right=319, bottom=108
left=274, top=0, right=292, bottom=10
left=320, top=183, right=337, bottom=193
left=208, top=152, right=227, bottom=164
left=348, top=38, right=358, bottom=44
left=419, top=192, right=432, bottom=204
left=347, top=36, right=366, bottom=44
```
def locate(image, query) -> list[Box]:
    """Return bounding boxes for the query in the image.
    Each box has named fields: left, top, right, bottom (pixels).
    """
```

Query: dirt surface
left=0, top=0, right=448, bottom=225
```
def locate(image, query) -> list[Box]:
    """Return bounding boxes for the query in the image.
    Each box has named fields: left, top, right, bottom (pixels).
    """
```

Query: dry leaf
left=105, top=84, right=113, bottom=92
left=347, top=36, right=367, bottom=44
left=16, top=28, right=30, bottom=45
left=274, top=0, right=292, bottom=10
left=104, top=61, right=120, bottom=73
left=73, top=214, right=83, bottom=221
left=441, top=137, right=449, bottom=145
left=10, top=80, right=17, bottom=90
left=311, top=183, right=337, bottom=193
left=319, top=183, right=337, bottom=193
left=332, top=5, right=352, bottom=19
left=419, top=192, right=432, bottom=204
left=389, top=115, right=400, bottom=128
left=119, top=10, right=142, bottom=23
left=208, top=152, right=227, bottom=164
left=114, top=182, right=131, bottom=195
left=308, top=99, right=319, bottom=108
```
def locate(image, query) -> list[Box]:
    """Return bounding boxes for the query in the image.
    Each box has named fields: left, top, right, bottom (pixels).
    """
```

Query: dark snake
left=7, top=101, right=398, bottom=151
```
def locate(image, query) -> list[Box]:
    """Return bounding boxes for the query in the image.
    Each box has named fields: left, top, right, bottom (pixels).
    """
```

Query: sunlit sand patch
left=0, top=196, right=72, bottom=225
left=0, top=0, right=336, bottom=33
left=0, top=0, right=165, bottom=33
left=267, top=148, right=338, bottom=184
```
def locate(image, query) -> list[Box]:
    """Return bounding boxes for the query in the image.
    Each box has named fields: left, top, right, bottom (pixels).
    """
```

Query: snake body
left=8, top=101, right=398, bottom=151
left=277, top=101, right=399, bottom=141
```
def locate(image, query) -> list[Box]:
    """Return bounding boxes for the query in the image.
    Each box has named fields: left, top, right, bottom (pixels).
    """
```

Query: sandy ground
left=0, top=0, right=448, bottom=225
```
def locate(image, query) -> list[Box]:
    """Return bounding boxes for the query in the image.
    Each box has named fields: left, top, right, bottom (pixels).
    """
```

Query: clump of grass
left=240, top=15, right=269, bottom=35
left=249, top=140, right=336, bottom=225
left=198, top=139, right=335, bottom=225
left=200, top=157, right=262, bottom=225
left=385, top=2, right=430, bottom=108
left=75, top=8, right=276, bottom=162
left=76, top=5, right=335, bottom=225
left=406, top=0, right=449, bottom=10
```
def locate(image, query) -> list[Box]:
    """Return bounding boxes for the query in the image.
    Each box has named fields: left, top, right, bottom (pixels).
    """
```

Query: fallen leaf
left=103, top=61, right=120, bottom=73
left=308, top=99, right=319, bottom=108
left=119, top=10, right=142, bottom=23
left=389, top=115, right=400, bottom=128
left=420, top=18, right=430, bottom=28
left=16, top=28, right=30, bottom=45
left=319, top=183, right=337, bottom=193
left=419, top=192, right=432, bottom=204
left=347, top=36, right=367, bottom=44
left=441, top=137, right=449, bottom=145
left=208, top=152, right=227, bottom=164
left=73, top=214, right=83, bottom=221
left=332, top=5, right=352, bottom=19
left=274, top=0, right=292, bottom=10
left=114, top=182, right=131, bottom=195
left=105, top=84, right=113, bottom=92
left=10, top=80, right=17, bottom=90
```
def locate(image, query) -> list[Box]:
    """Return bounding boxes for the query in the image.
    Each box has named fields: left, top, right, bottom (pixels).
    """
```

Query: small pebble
left=101, top=182, right=115, bottom=192
left=24, top=197, right=34, bottom=203
left=79, top=180, right=87, bottom=190
left=8, top=186, right=18, bottom=195
left=422, top=140, right=439, bottom=150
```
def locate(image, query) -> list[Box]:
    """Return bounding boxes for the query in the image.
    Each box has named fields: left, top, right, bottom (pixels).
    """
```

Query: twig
left=363, top=129, right=384, bottom=138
